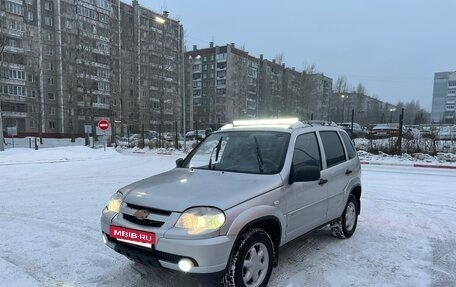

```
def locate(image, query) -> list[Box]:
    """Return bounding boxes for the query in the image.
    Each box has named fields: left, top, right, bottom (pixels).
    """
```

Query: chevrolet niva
left=101, top=118, right=362, bottom=287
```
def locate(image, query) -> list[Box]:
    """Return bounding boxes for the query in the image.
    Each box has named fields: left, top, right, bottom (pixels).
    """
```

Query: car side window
left=319, top=131, right=346, bottom=168
left=292, top=132, right=321, bottom=170
left=339, top=131, right=357, bottom=159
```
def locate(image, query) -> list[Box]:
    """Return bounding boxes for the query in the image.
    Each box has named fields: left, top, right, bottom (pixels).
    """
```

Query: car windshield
left=181, top=131, right=290, bottom=174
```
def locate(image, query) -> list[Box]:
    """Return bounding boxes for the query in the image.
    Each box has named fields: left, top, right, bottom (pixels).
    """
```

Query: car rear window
left=319, top=131, right=346, bottom=168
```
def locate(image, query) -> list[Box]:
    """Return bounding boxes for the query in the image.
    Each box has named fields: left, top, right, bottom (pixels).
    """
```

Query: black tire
left=331, top=194, right=358, bottom=239
left=221, top=228, right=274, bottom=287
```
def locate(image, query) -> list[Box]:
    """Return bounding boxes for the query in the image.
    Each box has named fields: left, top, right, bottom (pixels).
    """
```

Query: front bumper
left=101, top=212, right=235, bottom=274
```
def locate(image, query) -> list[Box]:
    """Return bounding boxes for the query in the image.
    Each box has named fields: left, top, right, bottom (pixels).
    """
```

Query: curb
left=360, top=161, right=456, bottom=170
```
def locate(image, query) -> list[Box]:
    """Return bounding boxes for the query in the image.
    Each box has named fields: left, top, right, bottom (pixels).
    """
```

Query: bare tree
left=334, top=75, right=349, bottom=93
left=274, top=53, right=285, bottom=65
left=299, top=64, right=319, bottom=120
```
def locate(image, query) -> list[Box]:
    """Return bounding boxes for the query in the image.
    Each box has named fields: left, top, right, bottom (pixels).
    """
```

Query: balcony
left=1, top=111, right=27, bottom=118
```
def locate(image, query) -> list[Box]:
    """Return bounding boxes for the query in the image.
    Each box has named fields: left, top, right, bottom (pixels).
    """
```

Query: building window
left=49, top=121, right=56, bottom=129
left=6, top=19, right=26, bottom=32
left=28, top=11, right=34, bottom=21
left=97, top=82, right=110, bottom=91
left=47, top=48, right=54, bottom=56
left=47, top=78, right=54, bottom=85
left=27, top=90, right=36, bottom=97
left=30, top=120, right=37, bottom=128
left=47, top=63, right=54, bottom=71
left=6, top=1, right=23, bottom=16
left=47, top=32, right=54, bottom=41
left=48, top=92, right=55, bottom=100
left=44, top=1, right=53, bottom=11
left=44, top=16, right=53, bottom=26
left=49, top=107, right=56, bottom=115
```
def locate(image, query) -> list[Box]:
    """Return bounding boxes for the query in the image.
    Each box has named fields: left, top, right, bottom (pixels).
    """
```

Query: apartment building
left=0, top=0, right=182, bottom=137
left=185, top=43, right=259, bottom=130
left=431, top=71, right=456, bottom=123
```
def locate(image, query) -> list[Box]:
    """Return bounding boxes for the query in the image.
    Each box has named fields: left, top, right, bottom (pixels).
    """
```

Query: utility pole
left=397, top=108, right=404, bottom=155
left=0, top=106, right=4, bottom=151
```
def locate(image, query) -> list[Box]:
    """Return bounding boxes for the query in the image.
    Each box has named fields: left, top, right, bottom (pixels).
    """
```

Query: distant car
left=304, top=120, right=338, bottom=127
left=436, top=126, right=456, bottom=140
left=337, top=122, right=365, bottom=138
left=368, top=124, right=401, bottom=139
left=185, top=130, right=206, bottom=140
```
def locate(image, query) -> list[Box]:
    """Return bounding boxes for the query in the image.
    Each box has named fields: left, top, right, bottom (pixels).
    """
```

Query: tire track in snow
left=0, top=255, right=65, bottom=287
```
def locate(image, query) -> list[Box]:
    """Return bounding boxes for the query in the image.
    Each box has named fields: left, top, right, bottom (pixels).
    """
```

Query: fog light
left=102, top=233, right=108, bottom=244
left=178, top=258, right=194, bottom=272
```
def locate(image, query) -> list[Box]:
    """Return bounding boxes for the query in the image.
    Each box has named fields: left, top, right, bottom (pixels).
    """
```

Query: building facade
left=431, top=71, right=456, bottom=124
left=185, top=43, right=259, bottom=130
left=0, top=0, right=183, bottom=138
left=185, top=44, right=334, bottom=130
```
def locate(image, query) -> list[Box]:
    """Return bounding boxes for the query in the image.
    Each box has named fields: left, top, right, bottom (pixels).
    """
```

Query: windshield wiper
left=253, top=136, right=264, bottom=173
left=208, top=136, right=223, bottom=170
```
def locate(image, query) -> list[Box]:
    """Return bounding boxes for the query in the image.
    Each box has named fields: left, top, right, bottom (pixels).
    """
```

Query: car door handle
left=318, top=178, right=328, bottom=185
left=345, top=169, right=353, bottom=175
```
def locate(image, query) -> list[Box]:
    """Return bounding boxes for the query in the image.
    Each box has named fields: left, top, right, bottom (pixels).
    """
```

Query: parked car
left=185, top=129, right=207, bottom=140
left=368, top=123, right=401, bottom=139
left=101, top=118, right=362, bottom=286
left=436, top=126, right=456, bottom=140
left=304, top=120, right=339, bottom=127
left=337, top=122, right=366, bottom=138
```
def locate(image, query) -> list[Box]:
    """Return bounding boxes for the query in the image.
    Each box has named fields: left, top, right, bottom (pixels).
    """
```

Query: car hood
left=121, top=168, right=283, bottom=212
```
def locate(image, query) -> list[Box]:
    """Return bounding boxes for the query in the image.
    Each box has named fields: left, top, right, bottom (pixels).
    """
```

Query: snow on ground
left=0, top=146, right=455, bottom=286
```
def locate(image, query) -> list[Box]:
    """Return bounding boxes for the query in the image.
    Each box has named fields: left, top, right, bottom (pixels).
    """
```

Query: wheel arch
left=227, top=215, right=282, bottom=268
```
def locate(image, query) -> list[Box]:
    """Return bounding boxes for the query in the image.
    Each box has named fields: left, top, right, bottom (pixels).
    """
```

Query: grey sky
left=139, top=0, right=456, bottom=110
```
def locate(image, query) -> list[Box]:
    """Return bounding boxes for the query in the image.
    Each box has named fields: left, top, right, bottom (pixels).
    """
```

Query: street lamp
left=389, top=108, right=396, bottom=123
left=341, top=94, right=346, bottom=122
left=155, top=14, right=167, bottom=147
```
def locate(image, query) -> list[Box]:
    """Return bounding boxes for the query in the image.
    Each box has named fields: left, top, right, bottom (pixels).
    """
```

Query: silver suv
left=101, top=118, right=362, bottom=286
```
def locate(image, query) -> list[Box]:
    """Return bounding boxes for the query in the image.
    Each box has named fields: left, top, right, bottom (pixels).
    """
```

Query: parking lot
left=0, top=148, right=455, bottom=286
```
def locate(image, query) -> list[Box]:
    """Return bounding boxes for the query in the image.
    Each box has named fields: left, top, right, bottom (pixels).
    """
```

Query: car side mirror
left=289, top=165, right=320, bottom=184
left=176, top=158, right=184, bottom=167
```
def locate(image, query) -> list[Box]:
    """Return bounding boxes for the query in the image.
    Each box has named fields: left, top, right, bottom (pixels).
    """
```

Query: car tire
left=330, top=194, right=358, bottom=239
left=221, top=228, right=274, bottom=287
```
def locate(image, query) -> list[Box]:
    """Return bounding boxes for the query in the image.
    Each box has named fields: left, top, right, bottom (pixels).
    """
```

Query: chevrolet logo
left=133, top=209, right=150, bottom=220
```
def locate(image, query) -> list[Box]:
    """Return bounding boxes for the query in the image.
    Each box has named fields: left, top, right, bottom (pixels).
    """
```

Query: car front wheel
left=221, top=228, right=274, bottom=287
left=330, top=194, right=358, bottom=239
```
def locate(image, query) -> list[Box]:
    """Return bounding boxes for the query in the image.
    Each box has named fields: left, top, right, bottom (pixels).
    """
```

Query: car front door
left=284, top=132, right=328, bottom=242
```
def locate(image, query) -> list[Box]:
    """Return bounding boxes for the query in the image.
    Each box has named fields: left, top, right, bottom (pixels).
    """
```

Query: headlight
left=105, top=191, right=123, bottom=213
left=175, top=207, right=225, bottom=234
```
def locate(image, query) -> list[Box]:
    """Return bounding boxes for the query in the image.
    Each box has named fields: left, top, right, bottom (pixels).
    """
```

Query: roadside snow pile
left=115, top=146, right=186, bottom=157
left=357, top=150, right=456, bottom=166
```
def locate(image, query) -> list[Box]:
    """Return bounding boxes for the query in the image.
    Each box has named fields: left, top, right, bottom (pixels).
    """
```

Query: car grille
left=122, top=203, right=172, bottom=228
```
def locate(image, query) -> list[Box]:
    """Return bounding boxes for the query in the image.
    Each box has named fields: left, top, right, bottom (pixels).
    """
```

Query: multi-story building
left=185, top=44, right=335, bottom=129
left=185, top=43, right=259, bottom=130
left=120, top=2, right=183, bottom=136
left=431, top=71, right=456, bottom=123
left=0, top=0, right=183, bottom=138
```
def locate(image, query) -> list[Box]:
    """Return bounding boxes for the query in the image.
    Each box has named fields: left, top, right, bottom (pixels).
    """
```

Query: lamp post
left=341, top=94, right=346, bottom=122
left=155, top=15, right=166, bottom=147
left=389, top=108, right=396, bottom=123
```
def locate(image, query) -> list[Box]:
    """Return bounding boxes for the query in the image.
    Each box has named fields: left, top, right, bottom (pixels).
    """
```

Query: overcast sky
left=138, top=0, right=456, bottom=110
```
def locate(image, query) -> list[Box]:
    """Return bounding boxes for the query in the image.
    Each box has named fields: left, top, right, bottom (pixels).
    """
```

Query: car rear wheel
left=221, top=228, right=274, bottom=287
left=330, top=194, right=358, bottom=239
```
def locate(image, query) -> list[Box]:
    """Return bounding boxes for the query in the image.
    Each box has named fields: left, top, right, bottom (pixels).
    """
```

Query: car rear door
left=318, top=130, right=354, bottom=221
left=284, top=132, right=328, bottom=241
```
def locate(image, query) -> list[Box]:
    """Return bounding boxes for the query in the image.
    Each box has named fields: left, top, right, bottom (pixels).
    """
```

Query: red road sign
left=98, top=119, right=110, bottom=131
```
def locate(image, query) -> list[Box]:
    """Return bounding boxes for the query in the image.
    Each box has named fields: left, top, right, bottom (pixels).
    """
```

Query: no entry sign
left=98, top=119, right=110, bottom=131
